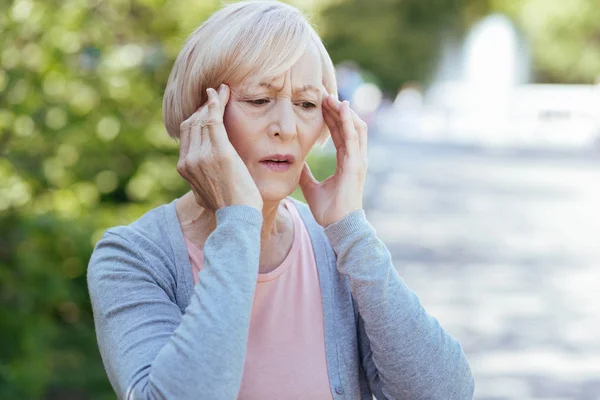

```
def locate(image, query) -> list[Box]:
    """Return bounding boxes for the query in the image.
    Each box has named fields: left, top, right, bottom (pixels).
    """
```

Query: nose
left=269, top=99, right=297, bottom=141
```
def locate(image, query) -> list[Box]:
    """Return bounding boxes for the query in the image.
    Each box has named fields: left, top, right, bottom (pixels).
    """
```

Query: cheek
left=223, top=104, right=247, bottom=143
left=223, top=104, right=236, bottom=134
left=222, top=106, right=249, bottom=159
left=299, top=113, right=325, bottom=148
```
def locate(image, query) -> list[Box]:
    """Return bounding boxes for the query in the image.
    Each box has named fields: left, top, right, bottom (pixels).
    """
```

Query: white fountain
left=382, top=14, right=600, bottom=151
left=422, top=14, right=528, bottom=145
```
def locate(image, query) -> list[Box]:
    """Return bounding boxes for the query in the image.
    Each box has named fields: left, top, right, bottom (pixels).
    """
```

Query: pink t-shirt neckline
left=183, top=198, right=299, bottom=283
left=183, top=198, right=333, bottom=399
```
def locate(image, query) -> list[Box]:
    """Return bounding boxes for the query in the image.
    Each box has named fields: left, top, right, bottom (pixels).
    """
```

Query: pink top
left=185, top=199, right=334, bottom=399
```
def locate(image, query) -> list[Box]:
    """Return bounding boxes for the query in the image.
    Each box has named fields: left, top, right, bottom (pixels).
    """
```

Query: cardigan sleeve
left=87, top=205, right=262, bottom=400
left=324, top=210, right=474, bottom=400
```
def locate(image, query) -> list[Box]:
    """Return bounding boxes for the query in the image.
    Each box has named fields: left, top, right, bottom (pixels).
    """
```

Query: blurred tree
left=319, top=0, right=491, bottom=93
left=320, top=0, right=600, bottom=90
left=0, top=0, right=218, bottom=398
left=492, top=0, right=600, bottom=83
left=0, top=1, right=335, bottom=398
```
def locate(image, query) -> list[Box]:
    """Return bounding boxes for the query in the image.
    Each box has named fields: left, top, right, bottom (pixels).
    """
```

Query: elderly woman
left=87, top=1, right=474, bottom=399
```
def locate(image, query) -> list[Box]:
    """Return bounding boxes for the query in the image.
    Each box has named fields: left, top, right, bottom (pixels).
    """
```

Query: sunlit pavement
left=363, top=135, right=600, bottom=400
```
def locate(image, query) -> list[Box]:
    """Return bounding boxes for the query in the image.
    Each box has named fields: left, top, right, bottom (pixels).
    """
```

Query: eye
left=248, top=99, right=270, bottom=106
left=299, top=101, right=317, bottom=109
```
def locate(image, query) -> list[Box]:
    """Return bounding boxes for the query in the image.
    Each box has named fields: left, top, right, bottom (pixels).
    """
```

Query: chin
left=257, top=181, right=297, bottom=203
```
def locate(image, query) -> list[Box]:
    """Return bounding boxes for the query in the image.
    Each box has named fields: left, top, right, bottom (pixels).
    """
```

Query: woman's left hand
left=299, top=94, right=368, bottom=227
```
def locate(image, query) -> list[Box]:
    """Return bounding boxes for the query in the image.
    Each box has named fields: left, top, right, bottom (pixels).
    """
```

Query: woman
left=87, top=1, right=474, bottom=399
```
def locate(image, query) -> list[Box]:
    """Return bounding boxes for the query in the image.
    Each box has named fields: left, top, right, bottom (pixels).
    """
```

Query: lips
left=259, top=154, right=296, bottom=163
left=259, top=154, right=295, bottom=172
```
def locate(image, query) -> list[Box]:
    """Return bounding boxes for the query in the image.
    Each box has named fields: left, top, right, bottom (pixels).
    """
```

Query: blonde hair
left=162, top=0, right=338, bottom=142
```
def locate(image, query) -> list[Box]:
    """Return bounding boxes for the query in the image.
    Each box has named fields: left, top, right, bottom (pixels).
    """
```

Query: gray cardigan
left=87, top=198, right=474, bottom=399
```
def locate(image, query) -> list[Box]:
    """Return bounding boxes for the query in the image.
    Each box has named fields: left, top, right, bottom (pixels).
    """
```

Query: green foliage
left=0, top=0, right=218, bottom=398
left=492, top=0, right=600, bottom=83
left=320, top=0, right=599, bottom=92
left=319, top=0, right=491, bottom=93
left=0, top=1, right=336, bottom=398
left=290, top=149, right=337, bottom=202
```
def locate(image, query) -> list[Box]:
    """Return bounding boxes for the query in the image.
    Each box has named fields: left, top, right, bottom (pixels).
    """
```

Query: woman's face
left=223, top=46, right=325, bottom=202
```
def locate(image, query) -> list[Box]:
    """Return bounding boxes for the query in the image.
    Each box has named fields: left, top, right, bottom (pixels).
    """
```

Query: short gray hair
left=162, top=0, right=338, bottom=142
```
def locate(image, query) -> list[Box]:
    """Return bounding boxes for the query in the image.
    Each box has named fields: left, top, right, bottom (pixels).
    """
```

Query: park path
left=362, top=135, right=600, bottom=400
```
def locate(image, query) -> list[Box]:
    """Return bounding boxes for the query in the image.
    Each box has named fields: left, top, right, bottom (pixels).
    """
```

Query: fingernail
left=219, top=83, right=225, bottom=91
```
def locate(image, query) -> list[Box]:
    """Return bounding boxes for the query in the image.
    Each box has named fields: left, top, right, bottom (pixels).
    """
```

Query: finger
left=205, top=88, right=227, bottom=146
left=188, top=114, right=203, bottom=151
left=218, top=83, right=230, bottom=112
left=322, top=104, right=344, bottom=150
left=323, top=95, right=342, bottom=128
left=178, top=119, right=192, bottom=161
left=340, top=101, right=359, bottom=159
left=326, top=94, right=343, bottom=117
left=323, top=94, right=346, bottom=136
left=298, top=162, right=319, bottom=201
left=358, top=123, right=367, bottom=163
left=325, top=94, right=346, bottom=134
left=326, top=94, right=342, bottom=112
left=349, top=108, right=368, bottom=162
left=184, top=99, right=210, bottom=151
left=300, top=161, right=319, bottom=185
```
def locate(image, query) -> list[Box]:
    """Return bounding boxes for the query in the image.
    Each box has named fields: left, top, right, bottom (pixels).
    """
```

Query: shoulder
left=111, top=201, right=175, bottom=245
left=87, top=201, right=181, bottom=293
left=98, top=202, right=174, bottom=260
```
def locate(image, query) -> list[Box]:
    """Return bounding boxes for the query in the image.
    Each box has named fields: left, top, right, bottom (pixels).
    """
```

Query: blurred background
left=1, top=0, right=599, bottom=398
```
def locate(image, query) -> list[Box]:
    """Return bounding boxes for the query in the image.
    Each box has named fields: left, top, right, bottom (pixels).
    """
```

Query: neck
left=260, top=198, right=285, bottom=242
left=177, top=191, right=287, bottom=246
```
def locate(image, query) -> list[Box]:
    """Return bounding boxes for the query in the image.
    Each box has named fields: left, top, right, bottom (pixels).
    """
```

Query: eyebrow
left=259, top=82, right=321, bottom=94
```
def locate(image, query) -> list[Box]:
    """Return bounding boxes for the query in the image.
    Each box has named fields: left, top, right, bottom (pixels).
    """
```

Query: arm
left=87, top=206, right=262, bottom=400
left=325, top=210, right=474, bottom=400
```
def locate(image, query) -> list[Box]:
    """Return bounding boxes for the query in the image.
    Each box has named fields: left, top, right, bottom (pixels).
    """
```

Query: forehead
left=247, top=45, right=323, bottom=91
left=285, top=46, right=322, bottom=85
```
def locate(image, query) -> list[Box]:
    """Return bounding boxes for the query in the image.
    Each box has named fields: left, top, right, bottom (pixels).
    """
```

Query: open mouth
left=259, top=154, right=295, bottom=163
left=259, top=154, right=295, bottom=171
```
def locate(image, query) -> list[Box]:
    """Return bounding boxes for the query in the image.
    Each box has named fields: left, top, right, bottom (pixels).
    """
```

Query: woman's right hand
left=177, top=84, right=263, bottom=212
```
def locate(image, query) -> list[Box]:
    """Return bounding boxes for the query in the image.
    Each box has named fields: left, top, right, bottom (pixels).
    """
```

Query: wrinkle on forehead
left=240, top=43, right=324, bottom=94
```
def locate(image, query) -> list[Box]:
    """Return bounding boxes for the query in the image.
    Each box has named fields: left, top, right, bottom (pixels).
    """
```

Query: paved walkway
left=364, top=137, right=600, bottom=400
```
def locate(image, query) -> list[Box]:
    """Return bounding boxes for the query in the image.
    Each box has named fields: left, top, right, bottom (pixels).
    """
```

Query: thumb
left=299, top=162, right=319, bottom=198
